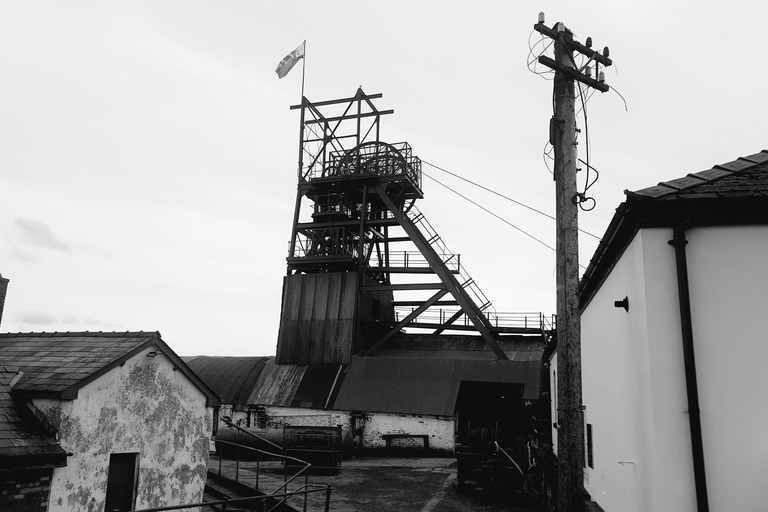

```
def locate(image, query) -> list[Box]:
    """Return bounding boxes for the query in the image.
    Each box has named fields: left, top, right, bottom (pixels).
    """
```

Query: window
left=586, top=423, right=594, bottom=469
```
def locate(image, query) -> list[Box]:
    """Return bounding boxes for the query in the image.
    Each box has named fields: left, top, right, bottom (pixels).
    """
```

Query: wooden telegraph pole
left=534, top=15, right=612, bottom=511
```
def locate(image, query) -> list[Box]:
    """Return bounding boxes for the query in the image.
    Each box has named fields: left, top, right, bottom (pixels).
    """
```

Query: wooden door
left=104, top=453, right=138, bottom=512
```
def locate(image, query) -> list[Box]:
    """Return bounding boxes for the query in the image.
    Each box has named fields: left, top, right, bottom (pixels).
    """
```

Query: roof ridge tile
left=740, top=150, right=768, bottom=164
left=0, top=330, right=158, bottom=339
left=713, top=157, right=758, bottom=173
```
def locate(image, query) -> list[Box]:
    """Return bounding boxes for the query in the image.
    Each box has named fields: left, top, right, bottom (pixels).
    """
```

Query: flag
left=275, top=41, right=305, bottom=79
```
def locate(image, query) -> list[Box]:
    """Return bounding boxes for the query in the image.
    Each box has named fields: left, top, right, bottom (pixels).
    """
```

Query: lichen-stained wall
left=35, top=348, right=212, bottom=512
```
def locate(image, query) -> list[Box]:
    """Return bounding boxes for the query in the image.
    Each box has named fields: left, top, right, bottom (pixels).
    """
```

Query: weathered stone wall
left=260, top=406, right=351, bottom=430
left=36, top=348, right=212, bottom=512
left=358, top=412, right=455, bottom=454
left=1, top=470, right=53, bottom=511
left=258, top=405, right=455, bottom=455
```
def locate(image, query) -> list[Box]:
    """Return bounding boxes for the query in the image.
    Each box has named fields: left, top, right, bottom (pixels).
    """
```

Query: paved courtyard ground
left=208, top=455, right=539, bottom=512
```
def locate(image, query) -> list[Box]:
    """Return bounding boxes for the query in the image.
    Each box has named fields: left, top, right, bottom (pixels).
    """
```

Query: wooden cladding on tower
left=276, top=272, right=393, bottom=365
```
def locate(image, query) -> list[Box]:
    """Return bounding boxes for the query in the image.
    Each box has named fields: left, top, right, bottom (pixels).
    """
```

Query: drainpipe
left=668, top=225, right=709, bottom=512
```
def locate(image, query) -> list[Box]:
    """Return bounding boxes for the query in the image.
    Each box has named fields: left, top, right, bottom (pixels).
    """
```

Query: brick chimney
left=0, top=273, right=8, bottom=329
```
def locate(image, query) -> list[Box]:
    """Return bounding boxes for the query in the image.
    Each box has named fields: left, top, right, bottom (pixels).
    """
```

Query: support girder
left=371, top=183, right=508, bottom=360
left=360, top=290, right=449, bottom=356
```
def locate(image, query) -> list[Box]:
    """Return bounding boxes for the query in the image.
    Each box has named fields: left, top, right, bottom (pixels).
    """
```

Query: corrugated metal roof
left=291, top=364, right=343, bottom=408
left=182, top=356, right=270, bottom=406
left=373, top=334, right=545, bottom=360
left=331, top=347, right=544, bottom=416
left=248, top=360, right=306, bottom=406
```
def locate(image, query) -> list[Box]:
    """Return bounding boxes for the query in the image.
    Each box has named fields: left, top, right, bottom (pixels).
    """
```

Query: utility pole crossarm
left=538, top=56, right=610, bottom=93
left=533, top=22, right=613, bottom=67
left=534, top=22, right=613, bottom=93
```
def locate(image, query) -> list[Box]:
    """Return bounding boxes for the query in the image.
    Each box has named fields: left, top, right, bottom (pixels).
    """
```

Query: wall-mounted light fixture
left=614, top=296, right=629, bottom=312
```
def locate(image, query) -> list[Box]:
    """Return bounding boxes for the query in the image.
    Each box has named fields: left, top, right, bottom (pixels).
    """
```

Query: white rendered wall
left=581, top=225, right=768, bottom=511
left=580, top=228, right=697, bottom=512
left=37, top=348, right=212, bottom=512
left=685, top=225, right=768, bottom=512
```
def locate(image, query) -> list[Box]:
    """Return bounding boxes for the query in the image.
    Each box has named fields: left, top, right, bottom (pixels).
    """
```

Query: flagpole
left=298, top=41, right=306, bottom=179
left=300, top=40, right=306, bottom=103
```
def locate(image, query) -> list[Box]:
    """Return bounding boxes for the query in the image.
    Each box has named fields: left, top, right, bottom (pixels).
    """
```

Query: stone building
left=0, top=330, right=219, bottom=512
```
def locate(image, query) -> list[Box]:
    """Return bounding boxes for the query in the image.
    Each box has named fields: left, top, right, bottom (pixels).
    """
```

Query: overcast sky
left=1, top=1, right=765, bottom=356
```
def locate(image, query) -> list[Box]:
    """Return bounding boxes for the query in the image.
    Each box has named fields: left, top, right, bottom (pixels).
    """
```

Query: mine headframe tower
left=277, top=88, right=540, bottom=366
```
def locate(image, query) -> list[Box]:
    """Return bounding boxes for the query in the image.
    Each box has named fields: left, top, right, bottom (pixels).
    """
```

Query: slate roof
left=182, top=356, right=271, bottom=406
left=630, top=151, right=768, bottom=200
left=0, top=365, right=68, bottom=470
left=0, top=331, right=220, bottom=404
left=580, top=149, right=768, bottom=308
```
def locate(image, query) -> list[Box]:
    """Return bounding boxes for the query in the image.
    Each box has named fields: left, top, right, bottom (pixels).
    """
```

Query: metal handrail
left=371, top=251, right=460, bottom=271
left=131, top=486, right=332, bottom=512
left=394, top=309, right=554, bottom=331
left=210, top=439, right=331, bottom=512
left=405, top=205, right=496, bottom=319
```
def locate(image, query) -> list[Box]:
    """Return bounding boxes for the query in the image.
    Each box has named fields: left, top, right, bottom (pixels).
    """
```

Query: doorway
left=104, top=452, right=139, bottom=512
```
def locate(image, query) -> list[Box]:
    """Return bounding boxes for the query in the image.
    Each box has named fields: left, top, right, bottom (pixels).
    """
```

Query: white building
left=552, top=150, right=768, bottom=511
left=0, top=331, right=220, bottom=512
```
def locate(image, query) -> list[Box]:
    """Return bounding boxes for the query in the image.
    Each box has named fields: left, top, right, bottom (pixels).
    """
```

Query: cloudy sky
left=1, top=1, right=765, bottom=356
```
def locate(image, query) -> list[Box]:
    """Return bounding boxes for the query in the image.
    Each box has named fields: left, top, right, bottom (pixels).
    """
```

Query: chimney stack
left=0, top=273, right=8, bottom=329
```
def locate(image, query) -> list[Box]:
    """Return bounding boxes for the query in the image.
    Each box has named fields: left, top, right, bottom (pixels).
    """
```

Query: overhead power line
left=423, top=171, right=588, bottom=270
left=422, top=171, right=555, bottom=251
left=421, top=159, right=601, bottom=240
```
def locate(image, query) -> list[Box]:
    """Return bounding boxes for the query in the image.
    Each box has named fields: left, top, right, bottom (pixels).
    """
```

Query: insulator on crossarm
left=586, top=37, right=592, bottom=48
left=585, top=66, right=592, bottom=78
left=603, top=46, right=610, bottom=58
left=598, top=71, right=605, bottom=82
left=538, top=12, right=545, bottom=24
left=557, top=22, right=565, bottom=32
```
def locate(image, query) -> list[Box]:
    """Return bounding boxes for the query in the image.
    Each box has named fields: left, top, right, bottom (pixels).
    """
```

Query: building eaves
left=579, top=150, right=768, bottom=310
left=0, top=331, right=220, bottom=406
left=0, top=365, right=68, bottom=469
left=629, top=151, right=768, bottom=200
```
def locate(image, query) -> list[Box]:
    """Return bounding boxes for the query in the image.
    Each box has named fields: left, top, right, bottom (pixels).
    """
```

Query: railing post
left=235, top=429, right=240, bottom=482
left=325, top=486, right=332, bottom=512
left=256, top=450, right=260, bottom=489
left=304, top=472, right=309, bottom=512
